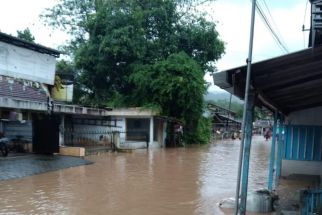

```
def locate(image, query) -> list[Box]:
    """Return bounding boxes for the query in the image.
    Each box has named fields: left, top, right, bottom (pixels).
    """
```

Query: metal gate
left=301, top=189, right=322, bottom=214
left=33, top=115, right=59, bottom=154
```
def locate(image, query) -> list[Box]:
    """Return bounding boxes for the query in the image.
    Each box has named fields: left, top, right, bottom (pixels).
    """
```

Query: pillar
left=149, top=117, right=154, bottom=147
left=59, top=115, right=65, bottom=146
left=268, top=111, right=278, bottom=191
left=275, top=116, right=283, bottom=182
left=239, top=91, right=255, bottom=215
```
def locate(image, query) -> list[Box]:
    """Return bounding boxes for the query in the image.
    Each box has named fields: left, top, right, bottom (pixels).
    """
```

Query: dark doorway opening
left=33, top=114, right=59, bottom=154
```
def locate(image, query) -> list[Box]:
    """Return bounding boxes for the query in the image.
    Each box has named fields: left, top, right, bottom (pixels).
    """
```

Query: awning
left=213, top=46, right=322, bottom=114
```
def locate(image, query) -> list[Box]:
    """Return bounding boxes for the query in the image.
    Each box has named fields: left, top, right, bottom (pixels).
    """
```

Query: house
left=58, top=107, right=168, bottom=154
left=0, top=32, right=170, bottom=156
left=207, top=103, right=241, bottom=138
left=212, top=1, right=322, bottom=213
left=0, top=31, right=60, bottom=153
left=108, top=108, right=167, bottom=149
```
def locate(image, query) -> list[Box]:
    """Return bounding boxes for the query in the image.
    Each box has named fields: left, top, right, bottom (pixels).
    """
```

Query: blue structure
left=213, top=1, right=322, bottom=212
left=283, top=125, right=322, bottom=161
left=213, top=47, right=322, bottom=213
left=301, top=189, right=322, bottom=214
left=268, top=112, right=277, bottom=191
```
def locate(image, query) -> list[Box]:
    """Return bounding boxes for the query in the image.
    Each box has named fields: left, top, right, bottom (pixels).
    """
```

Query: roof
left=213, top=46, right=322, bottom=114
left=207, top=102, right=236, bottom=115
left=212, top=113, right=241, bottom=125
left=0, top=76, right=47, bottom=102
left=0, top=32, right=60, bottom=57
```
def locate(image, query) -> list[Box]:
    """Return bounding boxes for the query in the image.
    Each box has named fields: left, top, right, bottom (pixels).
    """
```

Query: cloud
left=0, top=0, right=69, bottom=49
left=198, top=0, right=310, bottom=72
left=0, top=0, right=311, bottom=93
left=200, top=0, right=310, bottom=91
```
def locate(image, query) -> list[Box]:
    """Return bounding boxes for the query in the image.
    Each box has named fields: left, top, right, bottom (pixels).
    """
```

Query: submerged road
left=0, top=136, right=271, bottom=215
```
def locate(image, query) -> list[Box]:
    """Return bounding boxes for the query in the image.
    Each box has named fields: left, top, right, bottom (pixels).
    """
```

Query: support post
left=239, top=91, right=255, bottom=215
left=59, top=115, right=65, bottom=146
left=235, top=0, right=256, bottom=214
left=149, top=117, right=154, bottom=148
left=275, top=115, right=283, bottom=181
left=268, top=111, right=278, bottom=191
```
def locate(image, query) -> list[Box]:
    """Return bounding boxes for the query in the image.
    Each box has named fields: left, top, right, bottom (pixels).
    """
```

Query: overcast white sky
left=0, top=0, right=311, bottom=92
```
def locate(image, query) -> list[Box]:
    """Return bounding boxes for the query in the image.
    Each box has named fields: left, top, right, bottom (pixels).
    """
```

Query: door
left=33, top=115, right=59, bottom=154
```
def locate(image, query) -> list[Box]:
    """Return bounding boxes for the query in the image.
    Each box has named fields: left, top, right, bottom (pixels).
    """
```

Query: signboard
left=0, top=41, right=56, bottom=85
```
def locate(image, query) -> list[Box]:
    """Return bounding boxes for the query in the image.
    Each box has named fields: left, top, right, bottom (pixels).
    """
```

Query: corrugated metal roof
left=213, top=46, right=322, bottom=114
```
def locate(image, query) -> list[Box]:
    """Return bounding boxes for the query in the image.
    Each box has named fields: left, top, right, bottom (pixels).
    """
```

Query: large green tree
left=43, top=0, right=224, bottom=144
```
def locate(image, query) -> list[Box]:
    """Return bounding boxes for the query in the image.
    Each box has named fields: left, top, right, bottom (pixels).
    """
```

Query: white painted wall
left=281, top=160, right=322, bottom=177
left=111, top=116, right=126, bottom=142
left=0, top=41, right=56, bottom=85
left=110, top=116, right=165, bottom=148
left=286, top=106, right=322, bottom=126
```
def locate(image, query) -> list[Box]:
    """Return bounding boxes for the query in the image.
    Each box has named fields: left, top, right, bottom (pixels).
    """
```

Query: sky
left=0, top=0, right=311, bottom=92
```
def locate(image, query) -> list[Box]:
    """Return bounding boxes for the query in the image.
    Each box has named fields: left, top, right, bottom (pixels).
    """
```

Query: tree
left=130, top=52, right=208, bottom=143
left=16, top=28, right=35, bottom=42
left=43, top=0, right=225, bottom=144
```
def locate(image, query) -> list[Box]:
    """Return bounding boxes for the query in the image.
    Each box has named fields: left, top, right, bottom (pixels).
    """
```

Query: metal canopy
left=214, top=46, right=322, bottom=114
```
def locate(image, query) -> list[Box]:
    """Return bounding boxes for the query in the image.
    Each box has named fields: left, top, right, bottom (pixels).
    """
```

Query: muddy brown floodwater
left=0, top=136, right=272, bottom=215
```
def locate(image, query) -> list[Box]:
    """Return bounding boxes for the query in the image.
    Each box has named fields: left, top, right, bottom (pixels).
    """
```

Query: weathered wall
left=0, top=41, right=56, bottom=85
left=286, top=106, right=322, bottom=126
left=281, top=160, right=322, bottom=177
left=111, top=116, right=126, bottom=142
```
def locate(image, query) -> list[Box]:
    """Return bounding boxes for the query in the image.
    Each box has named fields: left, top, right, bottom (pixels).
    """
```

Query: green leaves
left=130, top=52, right=206, bottom=127
left=16, top=28, right=35, bottom=42
left=44, top=0, right=224, bottom=144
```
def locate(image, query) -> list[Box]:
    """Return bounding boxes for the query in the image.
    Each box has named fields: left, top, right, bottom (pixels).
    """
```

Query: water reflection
left=0, top=136, right=271, bottom=215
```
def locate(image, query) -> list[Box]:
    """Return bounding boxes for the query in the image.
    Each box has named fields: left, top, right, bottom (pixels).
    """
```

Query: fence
left=284, top=125, right=322, bottom=161
left=301, top=189, right=322, bottom=214
left=64, top=124, right=123, bottom=149
left=64, top=126, right=149, bottom=151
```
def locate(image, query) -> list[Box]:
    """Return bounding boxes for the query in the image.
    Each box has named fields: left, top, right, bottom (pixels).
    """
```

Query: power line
left=256, top=1, right=288, bottom=53
left=260, top=0, right=288, bottom=49
left=255, top=1, right=289, bottom=53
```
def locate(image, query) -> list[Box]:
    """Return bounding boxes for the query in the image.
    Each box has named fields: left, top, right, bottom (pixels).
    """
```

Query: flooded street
left=0, top=136, right=271, bottom=215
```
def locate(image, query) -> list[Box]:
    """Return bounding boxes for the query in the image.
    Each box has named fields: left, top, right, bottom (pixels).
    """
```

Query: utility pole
left=234, top=0, right=257, bottom=214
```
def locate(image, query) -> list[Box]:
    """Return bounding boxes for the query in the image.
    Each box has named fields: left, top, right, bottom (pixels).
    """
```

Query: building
left=207, top=103, right=241, bottom=138
left=0, top=31, right=60, bottom=153
left=0, top=32, right=168, bottom=157
left=212, top=1, right=322, bottom=213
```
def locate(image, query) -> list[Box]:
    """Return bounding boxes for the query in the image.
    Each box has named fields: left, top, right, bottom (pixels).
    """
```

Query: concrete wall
left=108, top=108, right=157, bottom=117
left=111, top=116, right=126, bottom=142
left=281, top=160, right=322, bottom=177
left=111, top=116, right=165, bottom=148
left=0, top=41, right=56, bottom=85
left=287, top=106, right=322, bottom=126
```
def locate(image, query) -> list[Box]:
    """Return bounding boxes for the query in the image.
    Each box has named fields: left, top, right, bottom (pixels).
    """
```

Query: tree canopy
left=43, top=0, right=224, bottom=144
left=16, top=28, right=35, bottom=42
